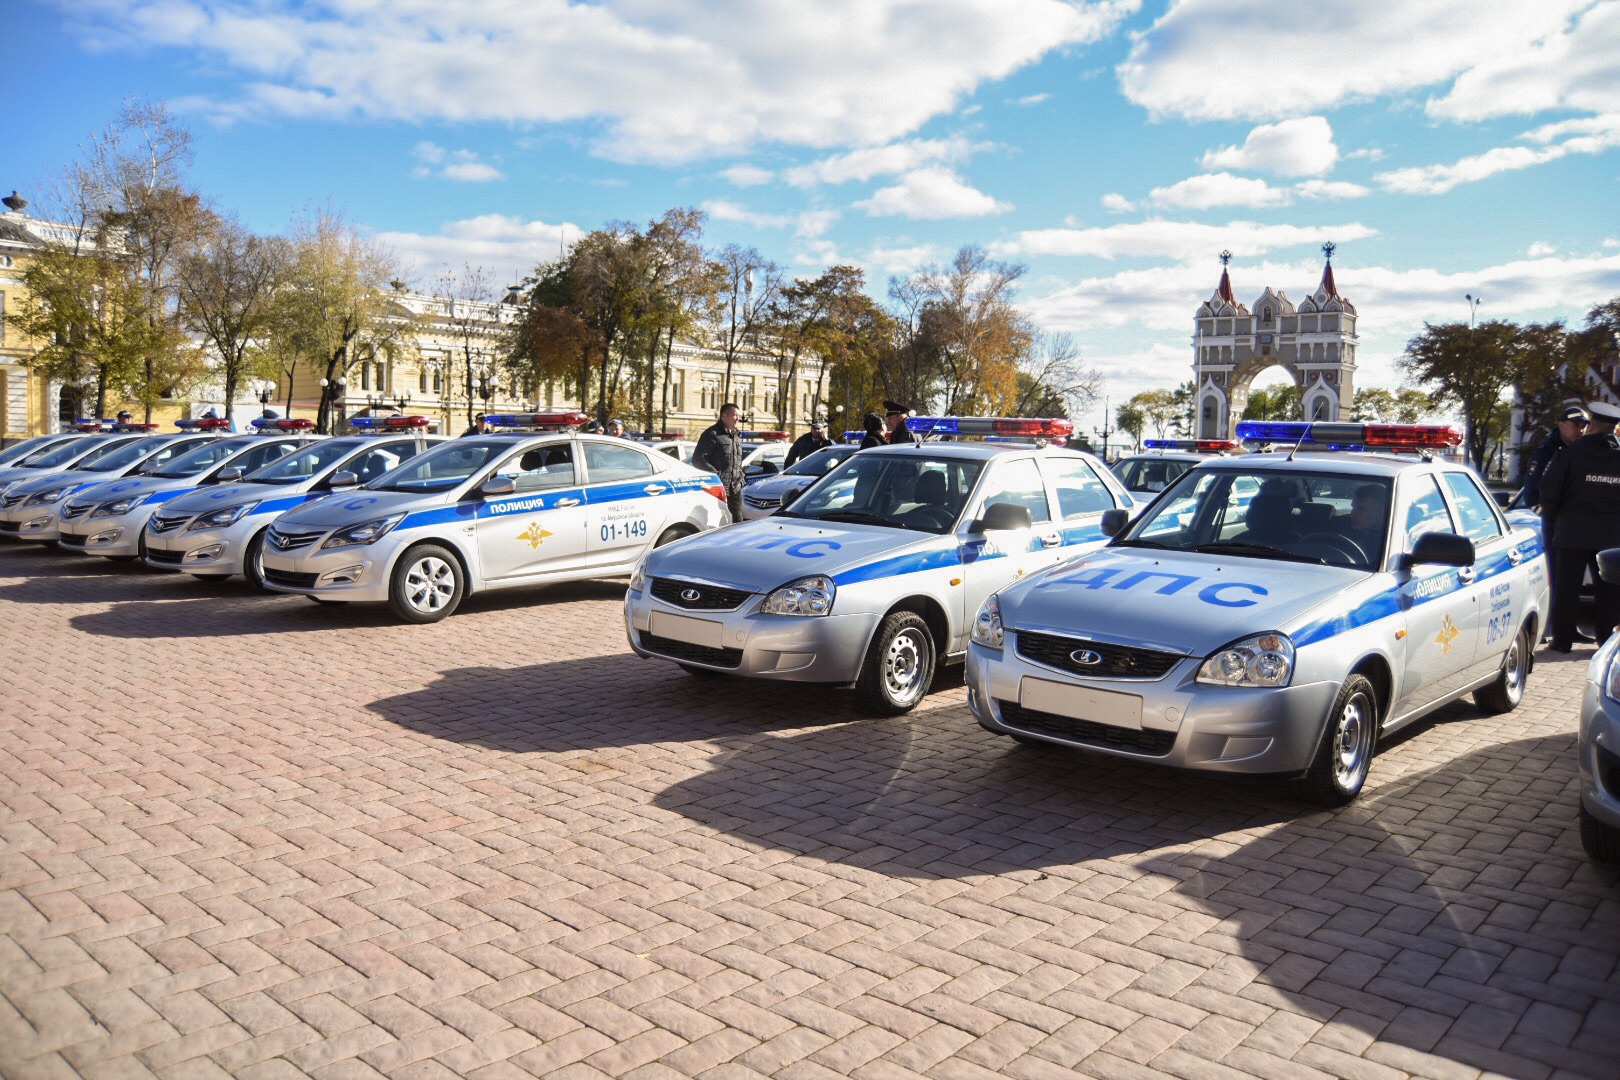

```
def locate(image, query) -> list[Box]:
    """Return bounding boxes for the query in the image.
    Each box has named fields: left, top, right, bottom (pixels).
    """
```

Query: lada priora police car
left=1112, top=438, right=1242, bottom=497
left=0, top=430, right=219, bottom=543
left=57, top=424, right=319, bottom=560
left=144, top=418, right=445, bottom=587
left=1578, top=549, right=1620, bottom=862
left=625, top=417, right=1136, bottom=715
left=740, top=445, right=861, bottom=521
left=967, top=421, right=1548, bottom=806
left=258, top=413, right=729, bottom=622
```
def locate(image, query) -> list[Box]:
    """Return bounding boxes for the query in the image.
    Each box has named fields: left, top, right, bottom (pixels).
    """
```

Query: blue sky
left=7, top=0, right=1619, bottom=435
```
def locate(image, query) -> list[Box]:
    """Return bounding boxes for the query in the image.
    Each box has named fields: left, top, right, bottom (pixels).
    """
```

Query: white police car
left=144, top=417, right=445, bottom=586
left=0, top=427, right=220, bottom=543
left=968, top=421, right=1548, bottom=806
left=625, top=417, right=1135, bottom=714
left=0, top=431, right=86, bottom=469
left=739, top=444, right=861, bottom=521
left=1112, top=438, right=1241, bottom=497
left=56, top=420, right=320, bottom=560
left=257, top=412, right=729, bottom=622
left=1579, top=550, right=1620, bottom=862
left=0, top=426, right=154, bottom=498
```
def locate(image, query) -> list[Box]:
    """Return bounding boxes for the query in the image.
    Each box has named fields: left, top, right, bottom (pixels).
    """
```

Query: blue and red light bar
left=1143, top=438, right=1240, bottom=452
left=74, top=420, right=112, bottom=431
left=738, top=430, right=790, bottom=441
left=907, top=416, right=1075, bottom=439
left=251, top=417, right=317, bottom=432
left=485, top=411, right=589, bottom=429
left=113, top=423, right=159, bottom=431
left=1235, top=420, right=1462, bottom=449
left=842, top=431, right=865, bottom=443
left=174, top=418, right=233, bottom=431
left=348, top=415, right=428, bottom=430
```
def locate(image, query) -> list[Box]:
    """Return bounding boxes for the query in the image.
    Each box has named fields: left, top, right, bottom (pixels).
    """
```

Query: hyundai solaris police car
left=144, top=417, right=446, bottom=587
left=0, top=426, right=155, bottom=498
left=0, top=427, right=221, bottom=543
left=967, top=421, right=1548, bottom=806
left=740, top=444, right=862, bottom=521
left=257, top=412, right=730, bottom=622
left=0, top=431, right=86, bottom=469
left=56, top=420, right=321, bottom=560
left=625, top=417, right=1136, bottom=715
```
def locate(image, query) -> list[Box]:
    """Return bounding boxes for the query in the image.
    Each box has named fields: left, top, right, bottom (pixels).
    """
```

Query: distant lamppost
left=1465, top=292, right=1483, bottom=467
left=318, top=376, right=347, bottom=432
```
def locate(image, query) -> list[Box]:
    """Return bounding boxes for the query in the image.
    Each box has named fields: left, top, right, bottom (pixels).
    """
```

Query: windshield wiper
left=1194, top=541, right=1323, bottom=564
left=812, top=510, right=899, bottom=528
left=1112, top=537, right=1174, bottom=549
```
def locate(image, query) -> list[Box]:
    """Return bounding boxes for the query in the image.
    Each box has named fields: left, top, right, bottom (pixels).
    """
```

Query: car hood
left=644, top=517, right=954, bottom=592
left=67, top=474, right=213, bottom=508
left=998, top=546, right=1367, bottom=656
left=163, top=480, right=323, bottom=516
left=270, top=489, right=443, bottom=529
left=0, top=464, right=61, bottom=487
left=744, top=471, right=818, bottom=498
left=7, top=466, right=127, bottom=495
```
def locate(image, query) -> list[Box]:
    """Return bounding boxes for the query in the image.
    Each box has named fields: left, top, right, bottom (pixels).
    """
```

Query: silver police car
left=1580, top=550, right=1620, bottom=862
left=626, top=419, right=1134, bottom=715
left=739, top=444, right=861, bottom=520
left=258, top=418, right=729, bottom=622
left=0, top=429, right=152, bottom=498
left=968, top=421, right=1547, bottom=805
left=1112, top=438, right=1241, bottom=497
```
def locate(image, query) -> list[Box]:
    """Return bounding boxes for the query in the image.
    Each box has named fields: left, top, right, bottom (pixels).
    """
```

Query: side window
left=1439, top=471, right=1504, bottom=543
left=982, top=458, right=1051, bottom=524
left=232, top=442, right=297, bottom=474
left=502, top=444, right=576, bottom=492
left=349, top=442, right=409, bottom=483
left=1044, top=456, right=1116, bottom=518
left=1401, top=475, right=1457, bottom=549
left=584, top=442, right=655, bottom=484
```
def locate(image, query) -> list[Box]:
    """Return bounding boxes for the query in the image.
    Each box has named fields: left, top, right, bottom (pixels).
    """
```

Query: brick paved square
left=1, top=549, right=1617, bottom=1078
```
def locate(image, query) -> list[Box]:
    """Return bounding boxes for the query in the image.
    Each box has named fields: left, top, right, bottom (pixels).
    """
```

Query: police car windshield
left=69, top=437, right=160, bottom=472
left=149, top=436, right=259, bottom=478
left=1115, top=456, right=1195, bottom=493
left=245, top=438, right=366, bottom=484
left=781, top=453, right=983, bottom=534
left=369, top=440, right=502, bottom=493
left=783, top=446, right=858, bottom=477
left=27, top=436, right=114, bottom=469
left=1121, top=467, right=1393, bottom=570
left=0, top=435, right=69, bottom=466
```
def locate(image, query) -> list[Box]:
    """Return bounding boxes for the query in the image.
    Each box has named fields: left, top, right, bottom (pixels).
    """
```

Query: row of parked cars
left=2, top=416, right=1613, bottom=859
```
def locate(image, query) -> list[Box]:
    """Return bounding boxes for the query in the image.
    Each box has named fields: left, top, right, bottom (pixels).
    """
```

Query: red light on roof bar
left=382, top=415, right=429, bottom=428
left=991, top=418, right=1074, bottom=437
left=1195, top=439, right=1240, bottom=452
left=1362, top=424, right=1462, bottom=448
left=196, top=418, right=232, bottom=430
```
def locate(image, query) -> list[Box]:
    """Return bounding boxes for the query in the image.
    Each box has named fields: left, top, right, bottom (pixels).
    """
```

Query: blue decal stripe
left=403, top=505, right=478, bottom=530
left=833, top=544, right=961, bottom=585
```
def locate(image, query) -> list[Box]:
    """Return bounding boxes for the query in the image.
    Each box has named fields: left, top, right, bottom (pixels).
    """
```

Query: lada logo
left=1069, top=649, right=1104, bottom=666
left=681, top=588, right=702, bottom=603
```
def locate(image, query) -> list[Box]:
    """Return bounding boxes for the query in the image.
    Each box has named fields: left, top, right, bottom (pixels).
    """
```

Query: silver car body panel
left=1581, top=637, right=1620, bottom=833
left=0, top=435, right=219, bottom=542
left=0, top=433, right=151, bottom=497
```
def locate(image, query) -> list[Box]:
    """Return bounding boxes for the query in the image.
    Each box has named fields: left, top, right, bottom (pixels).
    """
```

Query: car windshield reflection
left=780, top=454, right=984, bottom=534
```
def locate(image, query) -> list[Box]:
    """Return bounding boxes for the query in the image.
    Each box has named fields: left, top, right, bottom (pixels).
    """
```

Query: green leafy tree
left=1128, top=389, right=1182, bottom=439
left=176, top=217, right=285, bottom=422
left=1241, top=383, right=1301, bottom=421
left=1115, top=402, right=1146, bottom=447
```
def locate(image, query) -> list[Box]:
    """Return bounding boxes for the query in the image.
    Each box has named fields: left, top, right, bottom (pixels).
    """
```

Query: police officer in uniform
left=1518, top=404, right=1589, bottom=509
left=884, top=401, right=919, bottom=445
left=785, top=419, right=832, bottom=466
left=1540, top=400, right=1620, bottom=650
left=693, top=402, right=745, bottom=521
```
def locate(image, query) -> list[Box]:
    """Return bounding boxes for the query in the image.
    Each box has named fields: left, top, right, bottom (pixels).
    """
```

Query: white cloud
left=1146, top=172, right=1291, bottom=210
left=1346, top=147, right=1386, bottom=162
left=1101, top=193, right=1135, bottom=213
left=701, top=200, right=841, bottom=238
left=1375, top=114, right=1620, bottom=194
left=995, top=219, right=1378, bottom=261
left=1529, top=241, right=1558, bottom=257
left=1118, top=0, right=1592, bottom=122
left=373, top=214, right=580, bottom=286
left=441, top=161, right=503, bottom=182
left=782, top=136, right=983, bottom=187
left=411, top=141, right=503, bottom=182
left=720, top=164, right=774, bottom=187
left=1201, top=117, right=1339, bottom=177
left=1014, top=93, right=1050, bottom=106
left=861, top=242, right=944, bottom=274
left=1296, top=179, right=1369, bottom=200
left=1426, top=0, right=1620, bottom=121
left=854, top=167, right=1011, bottom=219
left=77, top=0, right=1136, bottom=163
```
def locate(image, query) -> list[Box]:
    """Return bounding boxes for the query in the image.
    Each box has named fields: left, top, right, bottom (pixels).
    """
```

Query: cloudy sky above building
left=8, top=0, right=1620, bottom=431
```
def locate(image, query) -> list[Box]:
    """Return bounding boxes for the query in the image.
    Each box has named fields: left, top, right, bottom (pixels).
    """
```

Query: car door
left=474, top=441, right=592, bottom=581
left=1040, top=454, right=1123, bottom=558
left=959, top=456, right=1057, bottom=645
left=581, top=441, right=670, bottom=568
left=1391, top=473, right=1480, bottom=715
left=1437, top=469, right=1520, bottom=678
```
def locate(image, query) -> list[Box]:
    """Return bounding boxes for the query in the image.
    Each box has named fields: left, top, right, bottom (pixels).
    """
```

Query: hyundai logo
left=680, top=588, right=701, bottom=603
left=1069, top=649, right=1104, bottom=666
left=275, top=533, right=292, bottom=549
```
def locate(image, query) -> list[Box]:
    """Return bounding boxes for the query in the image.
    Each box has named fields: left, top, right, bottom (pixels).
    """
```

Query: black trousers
left=725, top=487, right=743, bottom=523
left=1550, top=547, right=1620, bottom=644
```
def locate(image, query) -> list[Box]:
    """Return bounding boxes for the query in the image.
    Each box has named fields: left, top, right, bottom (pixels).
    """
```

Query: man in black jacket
left=1518, top=404, right=1589, bottom=509
left=1540, top=400, right=1620, bottom=649
left=884, top=400, right=919, bottom=445
left=785, top=419, right=832, bottom=467
left=859, top=413, right=886, bottom=449
left=693, top=402, right=744, bottom=521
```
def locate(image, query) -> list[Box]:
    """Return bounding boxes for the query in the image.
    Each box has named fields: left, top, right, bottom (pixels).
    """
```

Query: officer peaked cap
left=1587, top=401, right=1620, bottom=423
left=1560, top=405, right=1591, bottom=422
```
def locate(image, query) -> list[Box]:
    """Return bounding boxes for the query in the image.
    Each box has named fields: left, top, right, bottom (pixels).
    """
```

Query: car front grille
left=650, top=578, right=752, bottom=611
left=1015, top=630, right=1184, bottom=680
left=264, top=567, right=319, bottom=589
left=60, top=503, right=93, bottom=521
left=58, top=533, right=89, bottom=548
left=0, top=521, right=21, bottom=534
left=266, top=526, right=324, bottom=552
left=639, top=631, right=743, bottom=669
left=743, top=492, right=780, bottom=510
left=996, top=700, right=1176, bottom=756
left=145, top=548, right=185, bottom=566
left=147, top=513, right=190, bottom=534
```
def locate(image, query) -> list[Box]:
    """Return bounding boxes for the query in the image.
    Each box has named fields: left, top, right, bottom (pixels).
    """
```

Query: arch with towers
left=1191, top=245, right=1359, bottom=439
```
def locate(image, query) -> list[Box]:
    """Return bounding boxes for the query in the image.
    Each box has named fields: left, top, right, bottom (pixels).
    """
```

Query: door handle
left=1457, top=566, right=1476, bottom=583
left=1040, top=533, right=1061, bottom=547
left=1507, top=548, right=1522, bottom=564
left=644, top=485, right=666, bottom=495
left=555, top=497, right=581, bottom=507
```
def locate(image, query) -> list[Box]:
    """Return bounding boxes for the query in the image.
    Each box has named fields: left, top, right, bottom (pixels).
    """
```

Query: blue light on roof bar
left=1234, top=421, right=1310, bottom=442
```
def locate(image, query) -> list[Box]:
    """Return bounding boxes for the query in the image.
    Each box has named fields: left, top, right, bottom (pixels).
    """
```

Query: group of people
left=1518, top=401, right=1620, bottom=651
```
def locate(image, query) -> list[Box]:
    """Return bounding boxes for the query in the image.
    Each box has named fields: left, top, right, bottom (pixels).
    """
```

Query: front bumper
left=144, top=521, right=247, bottom=575
left=1578, top=680, right=1620, bottom=831
left=0, top=505, right=66, bottom=541
left=259, top=539, right=394, bottom=602
left=966, top=632, right=1339, bottom=775
left=625, top=585, right=882, bottom=683
left=57, top=508, right=156, bottom=556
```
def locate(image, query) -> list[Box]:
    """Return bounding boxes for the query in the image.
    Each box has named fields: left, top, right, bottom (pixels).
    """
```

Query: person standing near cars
left=693, top=402, right=745, bottom=521
left=786, top=419, right=832, bottom=466
left=605, top=418, right=628, bottom=438
left=1519, top=404, right=1589, bottom=509
left=1540, top=400, right=1620, bottom=650
left=884, top=400, right=919, bottom=445
left=461, top=412, right=490, bottom=437
left=859, top=413, right=887, bottom=449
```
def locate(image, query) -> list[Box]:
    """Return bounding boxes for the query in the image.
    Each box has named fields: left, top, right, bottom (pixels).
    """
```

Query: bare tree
left=1013, top=332, right=1100, bottom=417
left=710, top=245, right=780, bottom=406
left=176, top=218, right=284, bottom=421
left=902, top=245, right=1031, bottom=416
left=435, top=263, right=500, bottom=429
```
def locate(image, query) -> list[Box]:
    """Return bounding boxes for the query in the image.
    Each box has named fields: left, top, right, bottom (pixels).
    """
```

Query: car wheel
left=654, top=525, right=693, bottom=549
left=855, top=610, right=936, bottom=716
left=1579, top=805, right=1620, bottom=863
left=388, top=544, right=464, bottom=623
left=678, top=663, right=723, bottom=678
left=1295, top=673, right=1378, bottom=807
left=243, top=528, right=269, bottom=591
left=1476, top=623, right=1531, bottom=714
left=306, top=596, right=348, bottom=606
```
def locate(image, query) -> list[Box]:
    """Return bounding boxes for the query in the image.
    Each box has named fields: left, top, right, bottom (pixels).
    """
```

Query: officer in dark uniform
left=1539, top=400, right=1620, bottom=650
left=884, top=401, right=919, bottom=445
left=785, top=419, right=832, bottom=466
left=859, top=413, right=886, bottom=449
left=1517, top=404, right=1588, bottom=509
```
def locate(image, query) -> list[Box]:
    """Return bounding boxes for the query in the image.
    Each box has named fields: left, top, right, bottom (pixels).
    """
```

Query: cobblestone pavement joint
left=0, top=544, right=1616, bottom=1079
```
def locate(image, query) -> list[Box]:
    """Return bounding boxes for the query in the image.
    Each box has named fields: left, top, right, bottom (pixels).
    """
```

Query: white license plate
left=1019, top=677, right=1143, bottom=730
left=651, top=611, right=725, bottom=649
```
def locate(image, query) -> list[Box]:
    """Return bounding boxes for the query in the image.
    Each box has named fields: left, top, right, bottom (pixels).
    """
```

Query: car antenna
left=1287, top=425, right=1310, bottom=462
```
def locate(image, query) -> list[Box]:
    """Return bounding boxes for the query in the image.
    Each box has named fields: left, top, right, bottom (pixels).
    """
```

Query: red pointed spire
left=1319, top=241, right=1338, bottom=297
left=1216, top=250, right=1235, bottom=304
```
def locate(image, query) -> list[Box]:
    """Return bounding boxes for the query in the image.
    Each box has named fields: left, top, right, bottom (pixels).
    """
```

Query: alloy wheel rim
left=405, top=557, right=454, bottom=611
left=1504, top=637, right=1524, bottom=701
left=1333, top=692, right=1369, bottom=789
left=884, top=628, right=928, bottom=704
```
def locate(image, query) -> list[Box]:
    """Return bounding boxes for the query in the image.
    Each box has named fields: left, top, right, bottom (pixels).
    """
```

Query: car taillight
left=703, top=483, right=726, bottom=501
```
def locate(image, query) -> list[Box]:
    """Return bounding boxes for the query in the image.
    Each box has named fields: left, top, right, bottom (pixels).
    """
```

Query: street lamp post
left=318, top=376, right=347, bottom=434
left=1466, top=292, right=1483, bottom=469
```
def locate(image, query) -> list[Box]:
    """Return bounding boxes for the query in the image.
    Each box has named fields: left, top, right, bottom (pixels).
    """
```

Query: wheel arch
left=1349, top=652, right=1395, bottom=723
left=883, top=593, right=951, bottom=660
left=391, top=535, right=476, bottom=596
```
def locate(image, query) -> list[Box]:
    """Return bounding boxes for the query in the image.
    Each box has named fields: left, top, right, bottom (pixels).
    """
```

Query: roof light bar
left=1142, top=438, right=1241, bottom=452
left=738, top=430, right=790, bottom=441
left=174, top=418, right=232, bottom=431
left=112, top=423, right=160, bottom=432
left=74, top=422, right=112, bottom=432
left=907, top=416, right=1075, bottom=439
left=348, top=415, right=428, bottom=430
left=1234, top=420, right=1462, bottom=450
left=251, top=417, right=317, bottom=432
left=629, top=431, right=686, bottom=441
left=843, top=430, right=865, bottom=443
left=484, top=411, right=589, bottom=429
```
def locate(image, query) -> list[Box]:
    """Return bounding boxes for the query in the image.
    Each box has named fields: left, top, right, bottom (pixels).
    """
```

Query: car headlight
left=320, top=513, right=406, bottom=549
left=972, top=594, right=1004, bottom=649
left=24, top=487, right=73, bottom=506
left=759, top=574, right=834, bottom=616
left=1604, top=649, right=1620, bottom=703
left=1197, top=632, right=1295, bottom=688
left=188, top=502, right=258, bottom=530
left=93, top=493, right=150, bottom=517
left=629, top=559, right=647, bottom=593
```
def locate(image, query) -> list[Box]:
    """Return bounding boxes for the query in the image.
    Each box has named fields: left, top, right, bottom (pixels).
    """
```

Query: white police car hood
left=644, top=516, right=953, bottom=592
left=0, top=463, right=68, bottom=488
left=1001, top=547, right=1367, bottom=656
left=162, top=476, right=330, bottom=517
left=68, top=471, right=231, bottom=511
left=270, top=489, right=439, bottom=530
left=5, top=463, right=130, bottom=497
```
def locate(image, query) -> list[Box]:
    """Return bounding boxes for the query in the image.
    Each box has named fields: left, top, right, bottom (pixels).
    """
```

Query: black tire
left=243, top=528, right=269, bottom=591
left=387, top=543, right=464, bottom=623
left=306, top=596, right=348, bottom=606
left=1579, top=805, right=1620, bottom=863
left=678, top=663, right=723, bottom=678
left=1294, top=673, right=1378, bottom=807
left=654, top=525, right=693, bottom=549
left=1476, top=623, right=1531, bottom=714
left=854, top=610, right=936, bottom=716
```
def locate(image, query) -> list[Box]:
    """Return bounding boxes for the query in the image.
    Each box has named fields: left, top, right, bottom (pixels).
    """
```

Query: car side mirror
left=213, top=467, right=243, bottom=484
left=1598, top=547, right=1620, bottom=585
left=1100, top=507, right=1129, bottom=537
left=780, top=483, right=807, bottom=508
left=481, top=475, right=516, bottom=498
left=1400, top=531, right=1476, bottom=569
left=328, top=470, right=359, bottom=490
left=972, top=501, right=1033, bottom=533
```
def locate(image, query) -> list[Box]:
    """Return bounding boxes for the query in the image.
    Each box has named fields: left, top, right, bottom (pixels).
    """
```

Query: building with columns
left=1192, top=246, right=1359, bottom=439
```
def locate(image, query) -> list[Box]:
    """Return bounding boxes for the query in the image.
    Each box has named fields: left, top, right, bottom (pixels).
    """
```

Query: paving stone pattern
left=0, top=544, right=1617, bottom=1079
